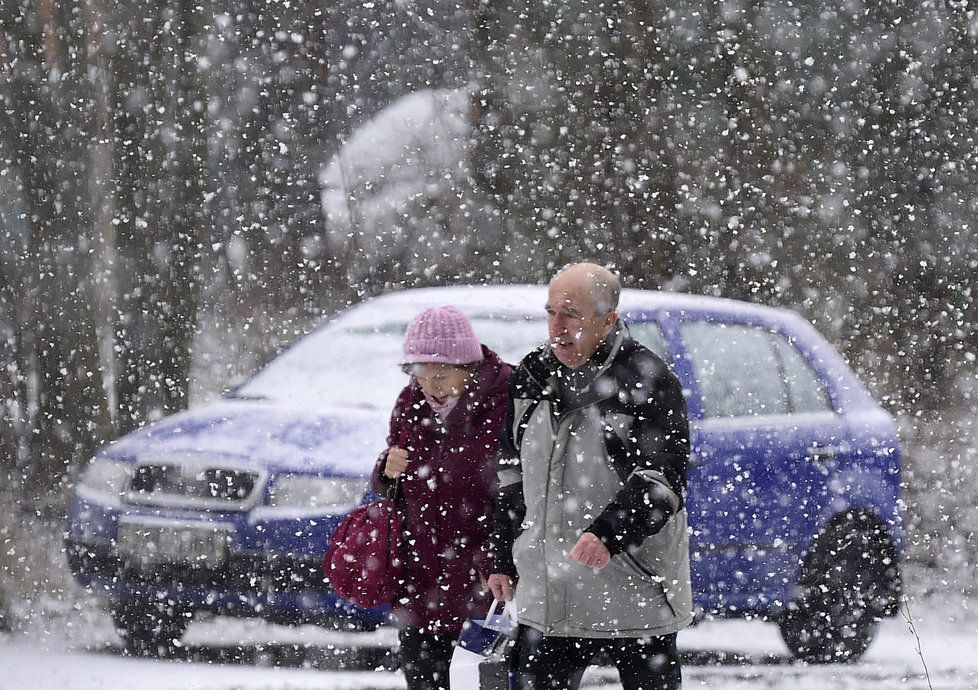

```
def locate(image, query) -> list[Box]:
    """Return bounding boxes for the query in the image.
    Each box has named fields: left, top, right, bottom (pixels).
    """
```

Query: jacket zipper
left=432, top=423, right=448, bottom=618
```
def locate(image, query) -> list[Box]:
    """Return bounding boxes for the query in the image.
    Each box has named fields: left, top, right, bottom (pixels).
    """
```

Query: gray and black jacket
left=491, top=320, right=693, bottom=638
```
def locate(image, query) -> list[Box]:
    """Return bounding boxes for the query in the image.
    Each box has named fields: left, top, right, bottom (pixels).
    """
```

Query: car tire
left=779, top=521, right=887, bottom=663
left=111, top=601, right=191, bottom=658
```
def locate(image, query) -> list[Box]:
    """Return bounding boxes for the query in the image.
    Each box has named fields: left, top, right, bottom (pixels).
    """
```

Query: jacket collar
left=412, top=345, right=505, bottom=429
left=522, top=319, right=630, bottom=413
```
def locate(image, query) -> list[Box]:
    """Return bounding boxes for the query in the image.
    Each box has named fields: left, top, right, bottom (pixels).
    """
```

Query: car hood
left=99, top=398, right=389, bottom=477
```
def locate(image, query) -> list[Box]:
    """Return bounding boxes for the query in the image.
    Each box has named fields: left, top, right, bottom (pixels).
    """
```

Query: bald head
left=546, top=263, right=621, bottom=368
left=551, top=263, right=621, bottom=315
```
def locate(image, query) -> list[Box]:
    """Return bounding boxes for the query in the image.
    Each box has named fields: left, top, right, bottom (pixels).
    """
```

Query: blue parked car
left=65, top=286, right=901, bottom=662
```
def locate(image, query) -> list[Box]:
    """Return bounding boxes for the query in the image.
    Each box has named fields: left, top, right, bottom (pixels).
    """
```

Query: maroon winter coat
left=371, top=346, right=512, bottom=635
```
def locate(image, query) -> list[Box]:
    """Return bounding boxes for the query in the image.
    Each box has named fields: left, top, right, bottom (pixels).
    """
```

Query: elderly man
left=488, top=263, right=692, bottom=690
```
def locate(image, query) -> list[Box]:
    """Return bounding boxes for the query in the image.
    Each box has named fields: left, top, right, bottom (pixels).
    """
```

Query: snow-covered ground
left=1, top=591, right=974, bottom=690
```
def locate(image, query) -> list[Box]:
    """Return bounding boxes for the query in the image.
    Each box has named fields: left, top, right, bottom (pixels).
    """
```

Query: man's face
left=546, top=278, right=616, bottom=369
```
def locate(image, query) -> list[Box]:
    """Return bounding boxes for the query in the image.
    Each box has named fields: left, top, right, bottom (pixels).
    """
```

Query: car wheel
left=111, top=601, right=191, bottom=657
left=779, top=522, right=887, bottom=663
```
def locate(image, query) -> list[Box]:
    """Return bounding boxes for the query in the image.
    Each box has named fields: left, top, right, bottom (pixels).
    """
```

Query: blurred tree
left=108, top=0, right=208, bottom=433
left=0, top=134, right=28, bottom=480
left=199, top=0, right=426, bottom=372
left=0, top=261, right=26, bottom=481
left=0, top=579, right=9, bottom=630
left=1, top=0, right=975, bottom=527
left=0, top=0, right=211, bottom=498
left=471, top=0, right=689, bottom=284
left=470, top=0, right=977, bottom=418
left=1, top=0, right=111, bottom=502
left=0, top=1, right=108, bottom=500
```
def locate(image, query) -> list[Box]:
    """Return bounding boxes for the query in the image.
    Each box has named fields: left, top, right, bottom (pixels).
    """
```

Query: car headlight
left=78, top=458, right=132, bottom=498
left=267, top=474, right=368, bottom=511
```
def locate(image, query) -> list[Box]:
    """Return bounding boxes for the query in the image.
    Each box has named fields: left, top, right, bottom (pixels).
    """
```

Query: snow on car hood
left=99, top=398, right=389, bottom=477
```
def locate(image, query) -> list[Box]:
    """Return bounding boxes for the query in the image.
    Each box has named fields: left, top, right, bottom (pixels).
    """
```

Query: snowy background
left=1, top=0, right=977, bottom=687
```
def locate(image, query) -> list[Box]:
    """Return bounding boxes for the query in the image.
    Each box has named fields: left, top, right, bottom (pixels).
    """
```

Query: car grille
left=126, top=463, right=263, bottom=510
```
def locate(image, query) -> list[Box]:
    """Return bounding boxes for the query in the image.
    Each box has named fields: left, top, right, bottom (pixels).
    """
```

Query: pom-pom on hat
left=401, top=306, right=483, bottom=366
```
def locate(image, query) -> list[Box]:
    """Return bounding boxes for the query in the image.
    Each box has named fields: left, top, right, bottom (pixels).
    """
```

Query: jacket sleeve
left=586, top=354, right=691, bottom=556
left=489, top=378, right=526, bottom=578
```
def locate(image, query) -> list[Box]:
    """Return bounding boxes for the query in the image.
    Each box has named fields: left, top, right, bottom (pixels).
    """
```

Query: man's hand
left=487, top=574, right=516, bottom=602
left=384, top=447, right=409, bottom=478
left=567, top=532, right=611, bottom=569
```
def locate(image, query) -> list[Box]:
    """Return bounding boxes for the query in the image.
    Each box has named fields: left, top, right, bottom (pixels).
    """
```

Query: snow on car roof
left=234, top=283, right=817, bottom=417
left=335, top=284, right=796, bottom=327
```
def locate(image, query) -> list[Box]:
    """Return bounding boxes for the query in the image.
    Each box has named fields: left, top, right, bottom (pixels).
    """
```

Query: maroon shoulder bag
left=323, top=476, right=404, bottom=608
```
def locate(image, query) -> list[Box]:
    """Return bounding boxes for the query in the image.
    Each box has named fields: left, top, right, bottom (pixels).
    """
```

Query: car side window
left=681, top=321, right=790, bottom=418
left=628, top=321, right=668, bottom=361
left=770, top=335, right=831, bottom=413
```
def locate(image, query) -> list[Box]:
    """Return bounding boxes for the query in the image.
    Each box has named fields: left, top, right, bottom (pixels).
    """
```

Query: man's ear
left=604, top=310, right=618, bottom=331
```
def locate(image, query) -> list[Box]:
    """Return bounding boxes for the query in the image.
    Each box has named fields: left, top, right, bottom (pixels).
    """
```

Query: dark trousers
left=515, top=625, right=682, bottom=690
left=398, top=627, right=455, bottom=690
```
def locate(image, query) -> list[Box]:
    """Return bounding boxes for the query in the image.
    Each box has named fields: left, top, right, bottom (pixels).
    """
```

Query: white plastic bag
left=449, top=600, right=517, bottom=690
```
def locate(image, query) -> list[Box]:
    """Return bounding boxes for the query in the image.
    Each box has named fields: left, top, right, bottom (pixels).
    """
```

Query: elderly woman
left=371, top=305, right=513, bottom=690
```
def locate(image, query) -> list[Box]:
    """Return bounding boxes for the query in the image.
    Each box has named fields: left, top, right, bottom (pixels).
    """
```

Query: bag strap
left=514, top=400, right=540, bottom=453
left=387, top=474, right=403, bottom=501
left=385, top=426, right=413, bottom=501
left=485, top=598, right=500, bottom=620
left=503, top=599, right=517, bottom=623
left=601, top=417, right=634, bottom=485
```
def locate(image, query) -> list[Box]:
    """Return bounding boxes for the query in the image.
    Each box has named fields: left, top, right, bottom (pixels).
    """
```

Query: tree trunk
left=109, top=0, right=206, bottom=431
left=2, top=0, right=110, bottom=505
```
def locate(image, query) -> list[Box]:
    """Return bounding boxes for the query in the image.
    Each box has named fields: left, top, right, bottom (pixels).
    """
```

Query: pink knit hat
left=401, top=306, right=483, bottom=366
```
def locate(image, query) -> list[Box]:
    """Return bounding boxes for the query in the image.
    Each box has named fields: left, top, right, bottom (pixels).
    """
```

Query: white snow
left=236, top=283, right=818, bottom=411
left=1, top=591, right=974, bottom=689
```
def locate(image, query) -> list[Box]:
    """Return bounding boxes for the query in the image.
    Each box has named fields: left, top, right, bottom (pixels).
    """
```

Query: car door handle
left=806, top=444, right=838, bottom=463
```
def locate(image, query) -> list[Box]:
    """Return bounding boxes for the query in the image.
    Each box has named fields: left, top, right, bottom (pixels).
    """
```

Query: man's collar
left=522, top=319, right=629, bottom=392
left=589, top=319, right=624, bottom=369
left=551, top=321, right=628, bottom=412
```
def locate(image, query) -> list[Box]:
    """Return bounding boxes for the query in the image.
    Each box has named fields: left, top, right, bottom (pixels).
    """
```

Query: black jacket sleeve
left=586, top=353, right=691, bottom=555
left=489, top=379, right=526, bottom=578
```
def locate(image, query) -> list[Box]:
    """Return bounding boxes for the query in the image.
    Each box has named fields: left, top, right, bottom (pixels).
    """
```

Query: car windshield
left=235, top=314, right=547, bottom=408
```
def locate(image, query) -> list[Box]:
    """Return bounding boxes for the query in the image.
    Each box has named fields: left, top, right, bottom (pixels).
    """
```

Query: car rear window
left=681, top=321, right=830, bottom=418
left=770, top=335, right=831, bottom=413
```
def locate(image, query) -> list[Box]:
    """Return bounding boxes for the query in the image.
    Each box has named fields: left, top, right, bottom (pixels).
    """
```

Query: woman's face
left=411, top=363, right=473, bottom=403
